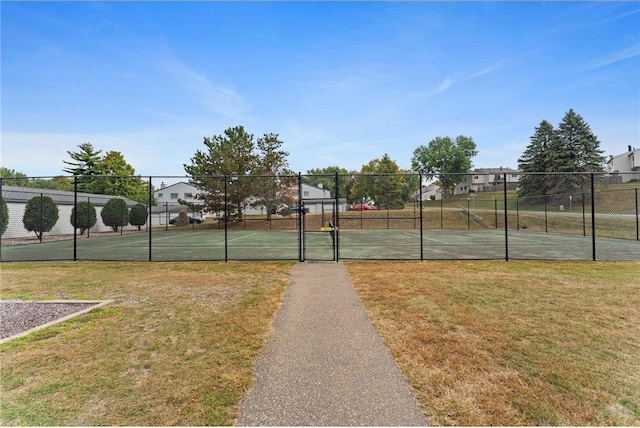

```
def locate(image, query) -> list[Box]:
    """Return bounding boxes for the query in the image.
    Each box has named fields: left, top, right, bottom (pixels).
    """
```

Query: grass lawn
left=0, top=261, right=293, bottom=426
left=2, top=260, right=639, bottom=426
left=346, top=261, right=640, bottom=426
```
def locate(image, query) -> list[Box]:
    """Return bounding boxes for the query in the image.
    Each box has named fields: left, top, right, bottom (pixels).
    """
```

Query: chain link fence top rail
left=1, top=173, right=638, bottom=262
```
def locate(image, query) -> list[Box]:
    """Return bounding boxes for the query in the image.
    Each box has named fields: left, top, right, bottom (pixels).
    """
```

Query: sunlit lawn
left=0, top=261, right=292, bottom=426
left=347, top=261, right=640, bottom=426
left=2, top=260, right=639, bottom=426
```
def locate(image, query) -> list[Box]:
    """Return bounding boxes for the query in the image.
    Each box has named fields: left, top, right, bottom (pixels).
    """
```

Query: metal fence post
left=0, top=178, right=3, bottom=261
left=467, top=198, right=470, bottom=229
left=582, top=193, right=586, bottom=237
left=334, top=171, right=339, bottom=262
left=224, top=176, right=228, bottom=262
left=440, top=199, right=443, bottom=229
left=419, top=173, right=424, bottom=261
left=120, top=200, right=124, bottom=236
left=73, top=177, right=77, bottom=261
left=635, top=188, right=639, bottom=241
left=148, top=177, right=152, bottom=262
left=298, top=173, right=303, bottom=262
left=516, top=197, right=520, bottom=230
left=39, top=193, right=43, bottom=243
left=503, top=173, right=509, bottom=262
left=544, top=195, right=548, bottom=233
left=591, top=173, right=596, bottom=261
left=87, top=197, right=91, bottom=239
left=494, top=198, right=498, bottom=229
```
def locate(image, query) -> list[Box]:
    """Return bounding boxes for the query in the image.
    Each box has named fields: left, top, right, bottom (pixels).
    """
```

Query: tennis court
left=2, top=227, right=638, bottom=262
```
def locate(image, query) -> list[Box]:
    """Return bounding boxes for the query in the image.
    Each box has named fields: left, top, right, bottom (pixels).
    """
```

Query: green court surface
left=2, top=228, right=638, bottom=262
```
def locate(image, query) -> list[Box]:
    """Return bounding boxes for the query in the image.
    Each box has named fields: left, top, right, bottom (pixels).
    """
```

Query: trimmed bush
left=1, top=196, right=8, bottom=236
left=129, top=203, right=147, bottom=230
left=23, top=195, right=59, bottom=241
left=71, top=201, right=97, bottom=234
left=101, top=198, right=129, bottom=232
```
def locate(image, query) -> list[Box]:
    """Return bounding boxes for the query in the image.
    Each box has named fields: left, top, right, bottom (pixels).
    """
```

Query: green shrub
left=101, top=198, right=129, bottom=232
left=1, top=196, right=8, bottom=236
left=71, top=201, right=97, bottom=234
left=23, top=195, right=59, bottom=241
left=129, top=203, right=147, bottom=230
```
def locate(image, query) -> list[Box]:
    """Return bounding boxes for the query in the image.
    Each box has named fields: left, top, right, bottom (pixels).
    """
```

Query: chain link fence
left=1, top=173, right=638, bottom=262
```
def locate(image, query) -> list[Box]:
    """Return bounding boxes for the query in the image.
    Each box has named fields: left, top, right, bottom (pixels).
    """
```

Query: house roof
left=471, top=167, right=520, bottom=174
left=155, top=181, right=199, bottom=193
left=1, top=185, right=139, bottom=206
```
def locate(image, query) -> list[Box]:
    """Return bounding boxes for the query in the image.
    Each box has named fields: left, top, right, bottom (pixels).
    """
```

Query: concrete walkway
left=236, top=262, right=429, bottom=426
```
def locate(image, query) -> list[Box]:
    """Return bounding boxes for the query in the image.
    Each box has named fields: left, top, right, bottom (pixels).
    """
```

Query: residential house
left=607, top=146, right=640, bottom=182
left=296, top=183, right=348, bottom=213
left=454, top=167, right=521, bottom=195
left=413, top=183, right=443, bottom=201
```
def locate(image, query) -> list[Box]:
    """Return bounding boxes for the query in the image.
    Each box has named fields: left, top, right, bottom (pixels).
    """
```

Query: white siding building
left=1, top=186, right=140, bottom=239
left=607, top=146, right=640, bottom=182
left=454, top=167, right=521, bottom=195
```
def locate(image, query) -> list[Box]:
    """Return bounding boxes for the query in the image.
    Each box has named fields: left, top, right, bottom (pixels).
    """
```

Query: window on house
left=303, top=191, right=309, bottom=197
left=170, top=193, right=178, bottom=199
left=184, top=193, right=193, bottom=199
left=157, top=193, right=163, bottom=198
left=474, top=176, right=479, bottom=179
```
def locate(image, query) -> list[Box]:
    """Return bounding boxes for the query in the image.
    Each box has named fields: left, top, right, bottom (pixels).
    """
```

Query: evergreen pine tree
left=517, top=120, right=557, bottom=198
left=550, top=109, right=606, bottom=196
left=63, top=143, right=103, bottom=192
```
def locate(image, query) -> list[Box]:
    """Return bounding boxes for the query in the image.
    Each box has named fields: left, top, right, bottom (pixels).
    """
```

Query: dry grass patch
left=0, top=261, right=294, bottom=426
left=346, top=261, right=640, bottom=426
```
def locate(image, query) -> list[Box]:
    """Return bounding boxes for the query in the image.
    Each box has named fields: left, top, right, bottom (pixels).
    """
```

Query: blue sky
left=2, top=1, right=639, bottom=179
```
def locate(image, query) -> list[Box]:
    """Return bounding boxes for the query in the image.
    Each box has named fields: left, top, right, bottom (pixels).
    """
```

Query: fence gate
left=302, top=201, right=337, bottom=261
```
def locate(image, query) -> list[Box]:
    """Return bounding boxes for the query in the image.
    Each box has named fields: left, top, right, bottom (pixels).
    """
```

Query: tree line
left=0, top=108, right=607, bottom=229
left=1, top=143, right=150, bottom=204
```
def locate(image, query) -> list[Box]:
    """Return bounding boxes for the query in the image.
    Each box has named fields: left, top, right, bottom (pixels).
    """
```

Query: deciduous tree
left=351, top=154, right=405, bottom=209
left=411, top=136, right=478, bottom=198
left=89, top=151, right=150, bottom=204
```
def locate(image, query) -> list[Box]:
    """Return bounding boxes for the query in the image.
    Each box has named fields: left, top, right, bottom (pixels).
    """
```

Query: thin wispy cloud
left=433, top=60, right=506, bottom=94
left=161, top=55, right=249, bottom=119
left=573, top=7, right=640, bottom=31
left=586, top=43, right=640, bottom=70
